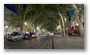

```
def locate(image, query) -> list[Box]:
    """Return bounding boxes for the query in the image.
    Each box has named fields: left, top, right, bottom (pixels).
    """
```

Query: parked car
left=23, top=33, right=31, bottom=39
left=32, top=34, right=37, bottom=38
left=23, top=32, right=37, bottom=39
left=54, top=32, right=61, bottom=35
left=7, top=32, right=24, bottom=42
left=27, top=32, right=37, bottom=38
left=69, top=26, right=81, bottom=36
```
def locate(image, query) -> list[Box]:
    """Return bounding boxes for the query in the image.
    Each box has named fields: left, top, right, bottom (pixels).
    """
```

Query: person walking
left=62, top=28, right=66, bottom=38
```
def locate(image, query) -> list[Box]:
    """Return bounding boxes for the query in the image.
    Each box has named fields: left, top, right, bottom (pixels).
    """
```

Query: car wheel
left=21, top=38, right=23, bottom=40
left=14, top=38, right=17, bottom=42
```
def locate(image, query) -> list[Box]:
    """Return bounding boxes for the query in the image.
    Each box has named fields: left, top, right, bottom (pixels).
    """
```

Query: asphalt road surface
left=4, top=35, right=84, bottom=49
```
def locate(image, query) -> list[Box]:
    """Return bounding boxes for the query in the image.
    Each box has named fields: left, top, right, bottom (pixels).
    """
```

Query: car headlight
left=32, top=35, right=35, bottom=37
left=11, top=36, right=16, bottom=39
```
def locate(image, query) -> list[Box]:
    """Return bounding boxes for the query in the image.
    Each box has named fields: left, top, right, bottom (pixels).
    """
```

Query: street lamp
left=57, top=25, right=60, bottom=29
left=24, top=22, right=27, bottom=25
left=76, top=23, right=79, bottom=26
left=37, top=27, right=40, bottom=30
left=57, top=25, right=61, bottom=31
left=65, top=18, right=66, bottom=21
left=26, top=31, right=29, bottom=34
left=5, top=25, right=8, bottom=28
left=24, top=22, right=27, bottom=32
left=42, top=29, right=45, bottom=32
left=18, top=28, right=20, bottom=30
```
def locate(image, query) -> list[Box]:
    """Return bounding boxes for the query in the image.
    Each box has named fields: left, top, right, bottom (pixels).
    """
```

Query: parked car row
left=6, top=32, right=37, bottom=42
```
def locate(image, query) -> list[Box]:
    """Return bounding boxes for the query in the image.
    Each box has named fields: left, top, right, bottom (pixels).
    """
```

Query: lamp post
left=37, top=27, right=39, bottom=30
left=57, top=25, right=60, bottom=31
left=37, top=27, right=40, bottom=34
left=65, top=18, right=66, bottom=21
left=5, top=26, right=8, bottom=28
left=76, top=23, right=79, bottom=26
left=18, top=28, right=20, bottom=32
left=24, top=22, right=27, bottom=33
left=24, top=22, right=27, bottom=25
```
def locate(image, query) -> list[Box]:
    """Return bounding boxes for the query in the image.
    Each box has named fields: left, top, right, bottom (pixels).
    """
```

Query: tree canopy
left=4, top=4, right=84, bottom=33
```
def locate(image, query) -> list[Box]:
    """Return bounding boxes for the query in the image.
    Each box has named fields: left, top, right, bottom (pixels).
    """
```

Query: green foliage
left=5, top=4, right=83, bottom=32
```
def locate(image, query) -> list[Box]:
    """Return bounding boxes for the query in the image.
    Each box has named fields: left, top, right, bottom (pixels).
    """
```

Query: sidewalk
left=53, top=35, right=84, bottom=49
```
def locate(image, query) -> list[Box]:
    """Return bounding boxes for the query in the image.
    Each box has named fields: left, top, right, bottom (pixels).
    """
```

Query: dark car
left=23, top=33, right=31, bottom=39
left=23, top=32, right=37, bottom=39
left=30, top=32, right=37, bottom=38
left=54, top=32, right=61, bottom=35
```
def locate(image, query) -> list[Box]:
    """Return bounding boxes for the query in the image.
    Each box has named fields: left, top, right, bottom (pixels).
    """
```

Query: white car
left=7, top=32, right=24, bottom=42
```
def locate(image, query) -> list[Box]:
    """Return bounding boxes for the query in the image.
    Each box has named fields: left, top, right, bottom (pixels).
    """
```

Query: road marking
left=44, top=37, right=51, bottom=49
left=52, top=37, right=54, bottom=49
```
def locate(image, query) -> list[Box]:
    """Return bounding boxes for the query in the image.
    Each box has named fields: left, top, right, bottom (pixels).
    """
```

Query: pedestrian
left=62, top=28, right=65, bottom=38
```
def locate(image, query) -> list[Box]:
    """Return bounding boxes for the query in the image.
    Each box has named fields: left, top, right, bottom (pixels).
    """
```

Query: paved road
left=4, top=35, right=84, bottom=49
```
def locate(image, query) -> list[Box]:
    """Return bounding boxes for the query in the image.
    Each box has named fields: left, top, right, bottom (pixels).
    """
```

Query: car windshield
left=10, top=32, right=18, bottom=36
